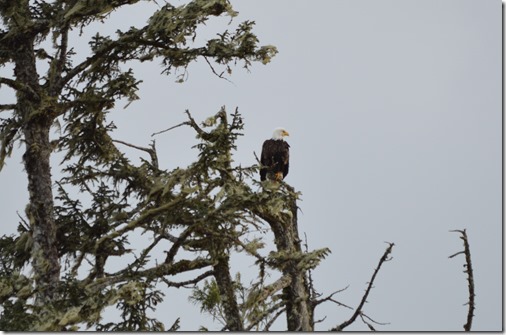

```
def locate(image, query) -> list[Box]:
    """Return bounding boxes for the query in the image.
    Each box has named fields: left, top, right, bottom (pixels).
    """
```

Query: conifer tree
left=0, top=0, right=288, bottom=330
left=0, top=1, right=474, bottom=331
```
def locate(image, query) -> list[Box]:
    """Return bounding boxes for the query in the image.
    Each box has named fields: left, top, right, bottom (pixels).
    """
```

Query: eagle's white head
left=272, top=127, right=290, bottom=140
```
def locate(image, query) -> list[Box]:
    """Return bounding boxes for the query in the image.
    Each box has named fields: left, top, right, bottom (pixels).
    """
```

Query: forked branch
left=151, top=110, right=212, bottom=140
left=331, top=242, right=394, bottom=331
left=449, top=229, right=475, bottom=331
left=112, top=139, right=159, bottom=168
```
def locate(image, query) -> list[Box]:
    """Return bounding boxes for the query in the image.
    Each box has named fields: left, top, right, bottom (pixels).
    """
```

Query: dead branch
left=313, top=286, right=352, bottom=310
left=449, top=229, right=475, bottom=331
left=331, top=242, right=394, bottom=331
left=253, top=151, right=261, bottom=164
left=263, top=307, right=286, bottom=331
left=360, top=312, right=390, bottom=327
left=360, top=313, right=376, bottom=331
left=307, top=234, right=352, bottom=314
left=151, top=120, right=190, bottom=137
left=314, top=315, right=327, bottom=325
left=112, top=139, right=158, bottom=168
left=16, top=211, right=30, bottom=231
left=304, top=232, right=317, bottom=301
left=151, top=110, right=213, bottom=140
left=203, top=56, right=234, bottom=84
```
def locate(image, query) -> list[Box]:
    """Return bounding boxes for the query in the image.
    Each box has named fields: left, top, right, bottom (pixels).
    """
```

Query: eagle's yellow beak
left=282, top=130, right=290, bottom=137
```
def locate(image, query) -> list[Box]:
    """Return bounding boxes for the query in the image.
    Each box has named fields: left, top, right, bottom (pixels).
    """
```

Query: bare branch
left=314, top=315, right=327, bottom=325
left=112, top=139, right=151, bottom=154
left=151, top=110, right=213, bottom=141
left=448, top=250, right=465, bottom=259
left=151, top=120, right=191, bottom=137
left=449, top=229, right=475, bottom=331
left=360, top=313, right=376, bottom=331
left=331, top=242, right=394, bottom=331
left=313, top=286, right=352, bottom=309
left=130, top=234, right=165, bottom=270
left=16, top=211, right=29, bottom=231
left=161, top=270, right=215, bottom=288
left=112, top=139, right=158, bottom=168
left=184, top=109, right=212, bottom=139
left=263, top=307, right=286, bottom=331
left=304, top=232, right=317, bottom=300
left=360, top=312, right=390, bottom=326
left=253, top=151, right=261, bottom=164
left=304, top=232, right=351, bottom=328
left=203, top=56, right=234, bottom=84
left=327, top=297, right=353, bottom=311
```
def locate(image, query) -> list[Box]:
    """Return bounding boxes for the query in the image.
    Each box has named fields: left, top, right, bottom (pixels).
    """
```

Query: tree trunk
left=258, top=186, right=313, bottom=331
left=15, top=37, right=60, bottom=306
left=213, top=255, right=244, bottom=331
left=278, top=195, right=312, bottom=331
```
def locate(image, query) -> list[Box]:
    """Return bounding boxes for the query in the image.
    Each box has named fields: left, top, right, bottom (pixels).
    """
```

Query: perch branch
left=449, top=229, right=475, bottom=331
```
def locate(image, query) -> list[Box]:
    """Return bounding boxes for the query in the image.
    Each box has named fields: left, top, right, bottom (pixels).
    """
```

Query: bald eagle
left=260, top=128, right=290, bottom=181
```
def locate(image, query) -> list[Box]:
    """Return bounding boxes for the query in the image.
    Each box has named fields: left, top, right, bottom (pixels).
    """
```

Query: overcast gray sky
left=0, top=0, right=502, bottom=331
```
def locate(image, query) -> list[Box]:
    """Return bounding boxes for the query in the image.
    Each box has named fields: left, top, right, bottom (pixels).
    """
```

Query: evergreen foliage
left=0, top=1, right=333, bottom=330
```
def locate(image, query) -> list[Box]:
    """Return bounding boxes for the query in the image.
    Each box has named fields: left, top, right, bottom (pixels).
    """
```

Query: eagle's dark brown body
left=260, top=139, right=290, bottom=181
